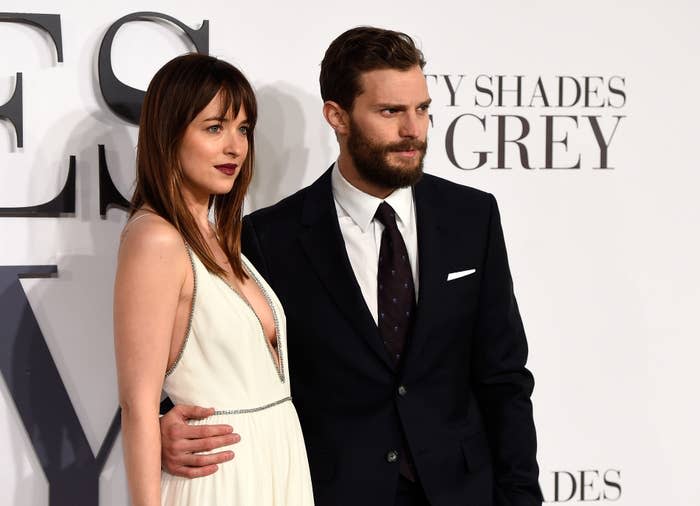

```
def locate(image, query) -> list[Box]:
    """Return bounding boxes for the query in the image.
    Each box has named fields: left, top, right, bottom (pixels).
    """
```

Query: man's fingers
left=160, top=403, right=238, bottom=478
left=172, top=404, right=215, bottom=420
left=176, top=433, right=240, bottom=453
left=168, top=464, right=220, bottom=479
left=163, top=449, right=234, bottom=477
left=170, top=423, right=237, bottom=440
left=174, top=450, right=235, bottom=468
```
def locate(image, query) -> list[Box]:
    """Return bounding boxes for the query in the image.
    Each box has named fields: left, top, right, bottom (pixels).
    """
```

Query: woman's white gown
left=160, top=251, right=314, bottom=505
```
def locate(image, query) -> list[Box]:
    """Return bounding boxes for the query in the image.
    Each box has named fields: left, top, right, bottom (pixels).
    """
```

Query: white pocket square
left=447, top=269, right=476, bottom=281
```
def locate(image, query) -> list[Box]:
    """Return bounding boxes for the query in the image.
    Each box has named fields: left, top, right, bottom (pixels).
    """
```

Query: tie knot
left=374, top=202, right=398, bottom=229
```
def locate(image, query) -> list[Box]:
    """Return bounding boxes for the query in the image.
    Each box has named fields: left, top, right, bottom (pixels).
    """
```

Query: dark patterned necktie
left=375, top=201, right=418, bottom=481
left=375, top=202, right=415, bottom=364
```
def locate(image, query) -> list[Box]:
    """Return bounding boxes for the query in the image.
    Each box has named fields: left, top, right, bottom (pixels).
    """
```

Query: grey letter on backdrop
left=0, top=265, right=121, bottom=506
left=0, top=155, right=76, bottom=217
left=98, top=11, right=209, bottom=124
left=97, top=11, right=209, bottom=214
left=0, top=13, right=63, bottom=148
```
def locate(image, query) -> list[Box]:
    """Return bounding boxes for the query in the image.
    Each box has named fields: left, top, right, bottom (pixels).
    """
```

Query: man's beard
left=346, top=120, right=427, bottom=190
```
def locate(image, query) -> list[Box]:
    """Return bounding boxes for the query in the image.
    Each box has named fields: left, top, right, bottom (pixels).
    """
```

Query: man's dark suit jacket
left=241, top=167, right=541, bottom=506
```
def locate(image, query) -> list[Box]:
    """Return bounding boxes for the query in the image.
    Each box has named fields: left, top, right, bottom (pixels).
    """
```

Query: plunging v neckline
left=214, top=261, right=285, bottom=383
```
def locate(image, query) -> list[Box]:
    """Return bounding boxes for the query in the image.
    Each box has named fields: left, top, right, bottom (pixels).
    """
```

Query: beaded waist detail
left=213, top=396, right=292, bottom=415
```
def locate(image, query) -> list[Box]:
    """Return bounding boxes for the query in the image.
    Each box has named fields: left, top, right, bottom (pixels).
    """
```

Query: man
left=160, top=27, right=541, bottom=506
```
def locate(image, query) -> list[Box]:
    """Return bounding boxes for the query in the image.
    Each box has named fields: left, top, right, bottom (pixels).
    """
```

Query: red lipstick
left=215, top=164, right=238, bottom=176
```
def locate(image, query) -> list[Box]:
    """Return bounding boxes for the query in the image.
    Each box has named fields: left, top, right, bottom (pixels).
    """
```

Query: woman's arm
left=114, top=217, right=188, bottom=506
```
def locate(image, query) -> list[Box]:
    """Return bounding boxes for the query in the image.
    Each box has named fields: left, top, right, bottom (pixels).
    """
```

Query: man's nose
left=399, top=112, right=421, bottom=138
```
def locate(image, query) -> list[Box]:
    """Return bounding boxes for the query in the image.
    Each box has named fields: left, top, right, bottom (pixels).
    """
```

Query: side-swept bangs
left=132, top=53, right=258, bottom=279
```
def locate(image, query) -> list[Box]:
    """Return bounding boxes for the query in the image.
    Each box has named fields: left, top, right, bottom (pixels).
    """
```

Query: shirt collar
left=331, top=161, right=414, bottom=233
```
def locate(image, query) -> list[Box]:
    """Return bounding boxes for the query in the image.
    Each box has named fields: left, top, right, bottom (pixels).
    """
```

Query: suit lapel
left=299, top=168, right=395, bottom=371
left=404, top=177, right=449, bottom=370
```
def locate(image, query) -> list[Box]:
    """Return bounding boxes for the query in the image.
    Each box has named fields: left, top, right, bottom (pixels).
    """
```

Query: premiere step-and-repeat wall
left=1, top=1, right=698, bottom=504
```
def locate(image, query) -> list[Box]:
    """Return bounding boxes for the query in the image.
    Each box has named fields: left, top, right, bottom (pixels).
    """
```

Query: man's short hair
left=320, top=26, right=426, bottom=110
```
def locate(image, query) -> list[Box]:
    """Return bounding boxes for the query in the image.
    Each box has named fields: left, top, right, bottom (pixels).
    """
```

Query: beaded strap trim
left=216, top=257, right=286, bottom=383
left=243, top=257, right=286, bottom=383
left=165, top=246, right=197, bottom=377
left=213, top=396, right=292, bottom=415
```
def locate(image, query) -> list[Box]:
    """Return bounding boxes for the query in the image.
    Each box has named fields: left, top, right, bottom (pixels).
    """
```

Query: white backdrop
left=1, top=1, right=699, bottom=504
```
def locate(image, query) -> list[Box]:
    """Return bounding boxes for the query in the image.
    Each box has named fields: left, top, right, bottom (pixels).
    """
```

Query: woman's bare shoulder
left=119, top=210, right=186, bottom=263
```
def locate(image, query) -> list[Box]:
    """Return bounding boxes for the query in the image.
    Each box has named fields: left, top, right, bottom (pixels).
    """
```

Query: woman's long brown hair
left=131, top=53, right=257, bottom=279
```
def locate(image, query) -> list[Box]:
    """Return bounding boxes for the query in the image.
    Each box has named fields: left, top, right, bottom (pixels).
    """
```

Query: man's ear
left=323, top=101, right=350, bottom=135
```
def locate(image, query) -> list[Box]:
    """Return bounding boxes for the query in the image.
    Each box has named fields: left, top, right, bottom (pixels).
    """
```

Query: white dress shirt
left=330, top=162, right=419, bottom=324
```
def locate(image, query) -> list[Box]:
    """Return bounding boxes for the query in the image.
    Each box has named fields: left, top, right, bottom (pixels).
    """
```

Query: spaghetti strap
left=120, top=209, right=160, bottom=240
left=128, top=209, right=156, bottom=225
left=164, top=245, right=197, bottom=377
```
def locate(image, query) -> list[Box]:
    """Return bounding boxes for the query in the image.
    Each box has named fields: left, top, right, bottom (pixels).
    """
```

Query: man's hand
left=160, top=404, right=241, bottom=478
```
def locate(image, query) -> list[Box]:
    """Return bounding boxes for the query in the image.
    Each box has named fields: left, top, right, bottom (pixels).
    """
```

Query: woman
left=113, top=53, right=314, bottom=505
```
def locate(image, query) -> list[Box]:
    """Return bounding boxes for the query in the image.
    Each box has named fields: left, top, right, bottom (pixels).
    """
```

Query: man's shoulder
left=245, top=170, right=497, bottom=226
left=248, top=188, right=304, bottom=220
left=418, top=172, right=495, bottom=210
left=246, top=166, right=334, bottom=227
left=245, top=179, right=321, bottom=230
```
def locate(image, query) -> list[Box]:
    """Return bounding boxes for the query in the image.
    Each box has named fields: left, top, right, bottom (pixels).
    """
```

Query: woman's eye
left=207, top=125, right=222, bottom=133
left=239, top=125, right=249, bottom=135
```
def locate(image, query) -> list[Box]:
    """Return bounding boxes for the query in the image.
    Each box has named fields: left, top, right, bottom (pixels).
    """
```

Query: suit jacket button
left=398, top=385, right=407, bottom=396
left=386, top=450, right=399, bottom=463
